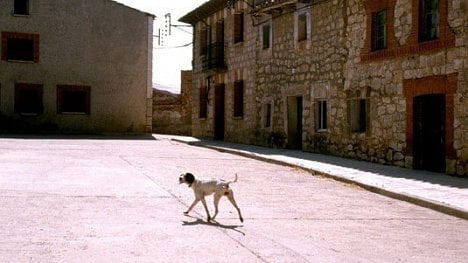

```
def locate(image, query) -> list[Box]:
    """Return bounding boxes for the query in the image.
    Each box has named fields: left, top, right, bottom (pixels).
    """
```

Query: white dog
left=179, top=172, right=243, bottom=223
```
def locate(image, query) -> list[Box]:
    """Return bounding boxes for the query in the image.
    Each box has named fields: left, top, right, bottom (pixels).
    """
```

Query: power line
left=153, top=42, right=192, bottom=49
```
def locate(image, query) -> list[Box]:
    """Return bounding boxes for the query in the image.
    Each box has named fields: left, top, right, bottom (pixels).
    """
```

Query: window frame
left=233, top=12, right=244, bottom=44
left=371, top=9, right=387, bottom=51
left=316, top=100, right=328, bottom=132
left=13, top=0, right=30, bottom=16
left=1, top=32, right=39, bottom=63
left=263, top=103, right=272, bottom=129
left=349, top=98, right=369, bottom=133
left=233, top=80, right=244, bottom=118
left=199, top=86, right=208, bottom=119
left=297, top=12, right=308, bottom=42
left=261, top=22, right=271, bottom=50
left=419, top=0, right=439, bottom=42
left=57, top=85, right=91, bottom=115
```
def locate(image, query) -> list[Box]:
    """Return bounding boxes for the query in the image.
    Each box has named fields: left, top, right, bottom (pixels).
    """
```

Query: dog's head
left=179, top=172, right=195, bottom=187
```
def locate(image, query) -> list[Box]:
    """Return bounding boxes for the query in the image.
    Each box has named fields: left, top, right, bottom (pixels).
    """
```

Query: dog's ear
left=185, top=173, right=195, bottom=186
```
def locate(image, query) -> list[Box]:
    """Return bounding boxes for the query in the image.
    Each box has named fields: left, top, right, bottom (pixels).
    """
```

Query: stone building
left=152, top=70, right=192, bottom=135
left=180, top=0, right=467, bottom=176
left=0, top=0, right=154, bottom=133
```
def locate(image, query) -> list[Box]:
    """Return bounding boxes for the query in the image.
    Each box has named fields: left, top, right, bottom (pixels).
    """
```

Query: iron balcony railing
left=201, top=42, right=226, bottom=71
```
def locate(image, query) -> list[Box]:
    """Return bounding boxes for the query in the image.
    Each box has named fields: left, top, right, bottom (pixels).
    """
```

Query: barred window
left=317, top=100, right=327, bottom=131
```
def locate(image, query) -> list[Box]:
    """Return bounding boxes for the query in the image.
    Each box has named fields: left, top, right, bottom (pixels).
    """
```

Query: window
left=199, top=28, right=208, bottom=57
left=199, top=86, right=208, bottom=118
left=262, top=23, right=271, bottom=49
left=14, top=0, right=29, bottom=15
left=317, top=100, right=327, bottom=131
left=349, top=99, right=368, bottom=133
left=371, top=10, right=387, bottom=50
left=233, top=81, right=244, bottom=117
left=264, top=103, right=272, bottom=128
left=1, top=32, right=39, bottom=62
left=15, top=83, right=43, bottom=115
left=419, top=0, right=439, bottom=42
left=233, top=13, right=244, bottom=43
left=57, top=85, right=91, bottom=114
left=297, top=13, right=308, bottom=42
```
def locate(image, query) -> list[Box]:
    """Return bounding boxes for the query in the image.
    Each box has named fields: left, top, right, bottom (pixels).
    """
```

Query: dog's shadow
left=182, top=215, right=245, bottom=236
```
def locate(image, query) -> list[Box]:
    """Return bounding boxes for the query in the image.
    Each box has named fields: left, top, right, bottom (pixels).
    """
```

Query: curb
left=174, top=139, right=468, bottom=220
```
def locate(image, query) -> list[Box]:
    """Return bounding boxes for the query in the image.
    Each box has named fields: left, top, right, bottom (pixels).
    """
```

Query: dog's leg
left=211, top=194, right=222, bottom=221
left=226, top=191, right=243, bottom=223
left=184, top=199, right=200, bottom=215
left=200, top=197, right=211, bottom=222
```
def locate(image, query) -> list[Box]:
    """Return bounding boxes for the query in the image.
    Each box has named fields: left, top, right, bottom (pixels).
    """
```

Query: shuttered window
left=199, top=28, right=208, bottom=57
left=234, top=13, right=244, bottom=43
left=233, top=81, right=244, bottom=117
left=199, top=87, right=208, bottom=118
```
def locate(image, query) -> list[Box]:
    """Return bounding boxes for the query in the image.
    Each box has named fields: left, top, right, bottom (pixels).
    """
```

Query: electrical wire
left=154, top=42, right=192, bottom=49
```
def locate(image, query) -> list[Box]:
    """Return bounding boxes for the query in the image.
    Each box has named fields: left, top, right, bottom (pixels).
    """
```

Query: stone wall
left=152, top=71, right=192, bottom=135
left=183, top=0, right=467, bottom=176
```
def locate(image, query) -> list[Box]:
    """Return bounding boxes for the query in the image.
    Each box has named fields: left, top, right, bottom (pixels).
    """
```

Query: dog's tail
left=225, top=173, right=238, bottom=187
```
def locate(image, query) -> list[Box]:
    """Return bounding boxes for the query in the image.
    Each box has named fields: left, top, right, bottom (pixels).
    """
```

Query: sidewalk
left=162, top=134, right=468, bottom=220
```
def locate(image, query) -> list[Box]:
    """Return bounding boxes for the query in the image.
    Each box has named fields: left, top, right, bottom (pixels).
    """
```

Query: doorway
left=214, top=84, right=225, bottom=140
left=413, top=94, right=446, bottom=172
left=287, top=96, right=303, bottom=149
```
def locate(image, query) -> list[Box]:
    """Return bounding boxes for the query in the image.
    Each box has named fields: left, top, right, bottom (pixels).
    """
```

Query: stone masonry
left=180, top=0, right=467, bottom=176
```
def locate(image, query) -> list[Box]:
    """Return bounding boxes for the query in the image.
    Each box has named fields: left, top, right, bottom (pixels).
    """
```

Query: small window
left=15, top=83, right=43, bottom=115
left=297, top=13, right=308, bottom=42
left=57, top=85, right=91, bottom=114
left=371, top=10, right=387, bottom=50
left=419, top=0, right=439, bottom=42
left=233, top=81, right=244, bottom=117
left=262, top=23, right=270, bottom=49
left=14, top=0, right=29, bottom=16
left=349, top=99, right=368, bottom=133
left=263, top=103, right=272, bottom=128
left=317, top=100, right=327, bottom=131
left=199, top=28, right=208, bottom=57
left=199, top=86, right=208, bottom=118
left=234, top=13, right=244, bottom=43
left=1, top=32, right=39, bottom=63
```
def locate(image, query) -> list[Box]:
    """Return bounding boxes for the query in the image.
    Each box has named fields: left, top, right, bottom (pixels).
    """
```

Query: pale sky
left=113, top=0, right=207, bottom=93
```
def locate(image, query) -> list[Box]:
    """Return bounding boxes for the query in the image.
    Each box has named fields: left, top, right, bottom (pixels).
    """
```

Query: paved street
left=0, top=135, right=467, bottom=262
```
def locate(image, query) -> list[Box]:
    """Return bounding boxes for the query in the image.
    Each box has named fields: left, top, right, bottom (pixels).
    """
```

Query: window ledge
left=19, top=113, right=38, bottom=116
left=6, top=59, right=35, bottom=64
left=60, top=112, right=88, bottom=115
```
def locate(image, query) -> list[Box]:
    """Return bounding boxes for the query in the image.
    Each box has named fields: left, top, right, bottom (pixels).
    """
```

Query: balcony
left=201, top=42, right=226, bottom=71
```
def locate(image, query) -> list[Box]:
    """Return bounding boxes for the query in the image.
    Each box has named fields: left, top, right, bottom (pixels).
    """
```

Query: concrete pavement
left=1, top=134, right=467, bottom=262
left=166, top=134, right=468, bottom=220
